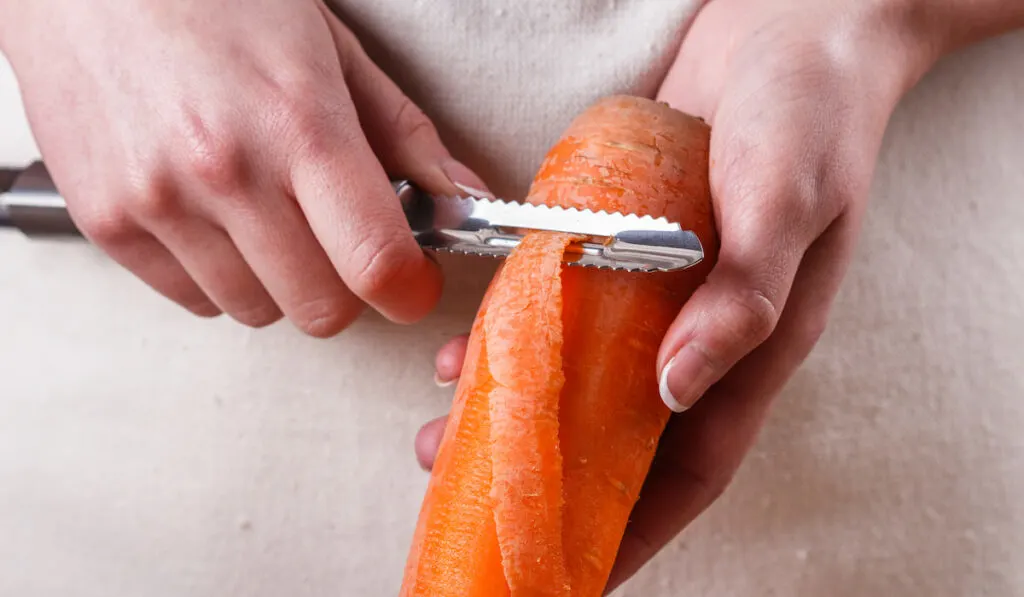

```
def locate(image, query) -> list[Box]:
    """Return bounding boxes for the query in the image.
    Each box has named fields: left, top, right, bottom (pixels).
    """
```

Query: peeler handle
left=0, top=161, right=425, bottom=238
left=0, top=162, right=78, bottom=235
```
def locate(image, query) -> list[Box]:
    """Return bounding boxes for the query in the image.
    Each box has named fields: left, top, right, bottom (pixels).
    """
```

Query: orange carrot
left=485, top=232, right=581, bottom=597
left=400, top=294, right=508, bottom=597
left=400, top=95, right=719, bottom=597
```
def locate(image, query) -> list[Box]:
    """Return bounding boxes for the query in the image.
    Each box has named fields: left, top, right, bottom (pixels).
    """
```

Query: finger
left=320, top=5, right=490, bottom=198
left=285, top=46, right=441, bottom=323
left=135, top=200, right=282, bottom=328
left=434, top=334, right=469, bottom=387
left=166, top=108, right=364, bottom=338
left=114, top=240, right=221, bottom=317
left=656, top=144, right=847, bottom=412
left=215, top=191, right=366, bottom=338
left=415, top=415, right=448, bottom=471
left=287, top=114, right=440, bottom=324
left=71, top=207, right=220, bottom=317
left=605, top=212, right=859, bottom=593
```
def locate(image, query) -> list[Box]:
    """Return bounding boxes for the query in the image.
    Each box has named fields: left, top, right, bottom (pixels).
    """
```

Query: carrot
left=486, top=232, right=586, bottom=597
left=400, top=293, right=508, bottom=597
left=400, top=95, right=719, bottom=597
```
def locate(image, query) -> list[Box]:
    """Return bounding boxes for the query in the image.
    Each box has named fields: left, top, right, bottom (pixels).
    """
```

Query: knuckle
left=390, top=96, right=436, bottom=146
left=75, top=203, right=134, bottom=246
left=127, top=170, right=184, bottom=221
left=724, top=288, right=780, bottom=347
left=349, top=235, right=419, bottom=302
left=131, top=190, right=180, bottom=221
left=290, top=119, right=339, bottom=164
left=187, top=143, right=249, bottom=197
left=266, top=87, right=349, bottom=162
left=291, top=296, right=362, bottom=338
left=266, top=86, right=312, bottom=131
left=792, top=154, right=854, bottom=224
left=177, top=109, right=251, bottom=196
left=182, top=124, right=249, bottom=197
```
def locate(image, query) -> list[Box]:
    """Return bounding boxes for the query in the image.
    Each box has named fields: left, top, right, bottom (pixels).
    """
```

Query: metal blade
left=415, top=195, right=705, bottom=273
left=443, top=195, right=683, bottom=235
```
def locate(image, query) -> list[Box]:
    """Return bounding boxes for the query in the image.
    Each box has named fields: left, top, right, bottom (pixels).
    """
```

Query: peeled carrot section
left=485, top=233, right=579, bottom=597
left=400, top=296, right=509, bottom=597
left=400, top=95, right=719, bottom=597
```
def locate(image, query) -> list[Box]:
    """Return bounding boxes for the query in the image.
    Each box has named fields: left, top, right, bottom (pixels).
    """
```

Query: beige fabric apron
left=2, top=1, right=1023, bottom=595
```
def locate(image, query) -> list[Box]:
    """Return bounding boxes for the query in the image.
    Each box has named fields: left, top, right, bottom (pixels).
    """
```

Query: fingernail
left=441, top=160, right=493, bottom=198
left=434, top=371, right=458, bottom=388
left=659, top=345, right=716, bottom=412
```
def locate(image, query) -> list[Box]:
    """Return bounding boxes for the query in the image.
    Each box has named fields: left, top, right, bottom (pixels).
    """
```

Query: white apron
left=1, top=1, right=1022, bottom=594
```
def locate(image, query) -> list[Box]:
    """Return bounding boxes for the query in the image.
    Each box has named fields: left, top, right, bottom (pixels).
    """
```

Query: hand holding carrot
left=419, top=0, right=1024, bottom=592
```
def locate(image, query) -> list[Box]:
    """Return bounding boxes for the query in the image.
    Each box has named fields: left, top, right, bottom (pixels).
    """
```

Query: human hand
left=415, top=0, right=945, bottom=590
left=0, top=0, right=485, bottom=336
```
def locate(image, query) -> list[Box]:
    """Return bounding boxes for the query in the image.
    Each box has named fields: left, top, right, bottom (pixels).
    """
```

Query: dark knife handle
left=0, top=162, right=79, bottom=235
left=1, top=161, right=428, bottom=238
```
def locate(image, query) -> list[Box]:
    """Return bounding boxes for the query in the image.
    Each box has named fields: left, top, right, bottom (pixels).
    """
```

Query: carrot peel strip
left=484, top=232, right=579, bottom=597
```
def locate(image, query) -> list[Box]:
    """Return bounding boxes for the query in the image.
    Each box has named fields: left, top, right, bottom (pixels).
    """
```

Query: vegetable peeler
left=0, top=161, right=704, bottom=272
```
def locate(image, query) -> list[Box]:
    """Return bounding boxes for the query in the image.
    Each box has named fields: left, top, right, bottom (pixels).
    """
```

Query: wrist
left=840, top=0, right=948, bottom=99
left=871, top=0, right=1024, bottom=70
left=802, top=0, right=942, bottom=114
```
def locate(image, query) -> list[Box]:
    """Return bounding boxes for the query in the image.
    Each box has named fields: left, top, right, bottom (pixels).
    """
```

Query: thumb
left=321, top=6, right=489, bottom=198
left=656, top=154, right=845, bottom=412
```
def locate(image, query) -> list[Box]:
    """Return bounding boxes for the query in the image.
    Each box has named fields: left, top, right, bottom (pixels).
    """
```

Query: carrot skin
left=485, top=233, right=580, bottom=597
left=555, top=270, right=681, bottom=595
left=528, top=96, right=718, bottom=595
